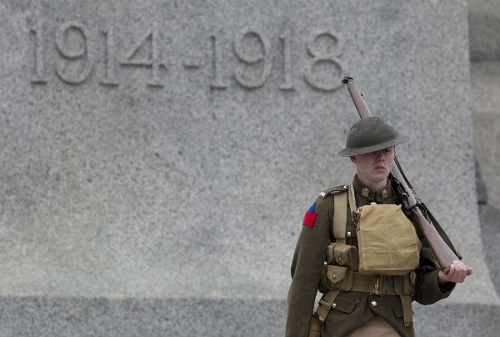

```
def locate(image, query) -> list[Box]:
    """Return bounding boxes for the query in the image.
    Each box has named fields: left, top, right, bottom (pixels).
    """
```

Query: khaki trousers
left=346, top=316, right=400, bottom=337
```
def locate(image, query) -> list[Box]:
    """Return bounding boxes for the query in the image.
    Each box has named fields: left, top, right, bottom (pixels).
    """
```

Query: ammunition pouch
left=320, top=243, right=358, bottom=293
left=319, top=265, right=353, bottom=293
left=325, top=242, right=359, bottom=268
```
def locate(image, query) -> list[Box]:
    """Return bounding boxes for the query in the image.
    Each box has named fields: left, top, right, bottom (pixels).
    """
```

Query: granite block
left=0, top=297, right=499, bottom=337
left=0, top=0, right=497, bottom=335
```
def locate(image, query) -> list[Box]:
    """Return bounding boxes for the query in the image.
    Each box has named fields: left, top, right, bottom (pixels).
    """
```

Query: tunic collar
left=351, top=175, right=394, bottom=203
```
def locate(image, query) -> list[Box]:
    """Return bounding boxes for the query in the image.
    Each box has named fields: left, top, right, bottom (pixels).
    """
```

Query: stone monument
left=0, top=0, right=498, bottom=336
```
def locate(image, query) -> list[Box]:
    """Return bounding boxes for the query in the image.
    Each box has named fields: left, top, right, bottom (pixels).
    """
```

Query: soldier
left=285, top=117, right=469, bottom=337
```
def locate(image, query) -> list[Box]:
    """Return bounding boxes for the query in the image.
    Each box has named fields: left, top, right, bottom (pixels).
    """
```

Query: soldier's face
left=350, top=147, right=395, bottom=188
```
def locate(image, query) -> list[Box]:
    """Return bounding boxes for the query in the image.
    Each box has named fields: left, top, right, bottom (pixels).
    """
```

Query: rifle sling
left=394, top=156, right=462, bottom=260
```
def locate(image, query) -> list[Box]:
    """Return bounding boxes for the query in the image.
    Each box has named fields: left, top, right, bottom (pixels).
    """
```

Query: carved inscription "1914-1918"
left=30, top=20, right=344, bottom=91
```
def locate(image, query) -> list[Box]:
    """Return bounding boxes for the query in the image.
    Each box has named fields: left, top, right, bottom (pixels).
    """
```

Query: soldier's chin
left=373, top=168, right=388, bottom=176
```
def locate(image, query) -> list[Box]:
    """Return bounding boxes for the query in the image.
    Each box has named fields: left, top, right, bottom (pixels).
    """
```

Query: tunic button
left=371, top=300, right=378, bottom=307
left=346, top=231, right=352, bottom=237
left=332, top=303, right=336, bottom=308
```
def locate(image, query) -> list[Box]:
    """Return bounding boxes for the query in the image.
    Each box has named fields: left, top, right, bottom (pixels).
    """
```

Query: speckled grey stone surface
left=0, top=297, right=499, bottom=337
left=0, top=0, right=497, bottom=336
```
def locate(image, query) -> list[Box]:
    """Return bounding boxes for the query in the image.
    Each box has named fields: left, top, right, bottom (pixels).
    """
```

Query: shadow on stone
left=478, top=204, right=500, bottom=297
left=476, top=156, right=500, bottom=298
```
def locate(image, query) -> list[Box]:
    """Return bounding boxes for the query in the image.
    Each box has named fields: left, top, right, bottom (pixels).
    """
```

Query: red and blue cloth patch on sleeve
left=302, top=202, right=318, bottom=227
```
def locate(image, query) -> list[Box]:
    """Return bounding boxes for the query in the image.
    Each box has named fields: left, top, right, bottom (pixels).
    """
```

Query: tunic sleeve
left=285, top=196, right=333, bottom=337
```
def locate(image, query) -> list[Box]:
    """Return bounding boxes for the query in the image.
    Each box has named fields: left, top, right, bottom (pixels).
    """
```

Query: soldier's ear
left=350, top=156, right=357, bottom=163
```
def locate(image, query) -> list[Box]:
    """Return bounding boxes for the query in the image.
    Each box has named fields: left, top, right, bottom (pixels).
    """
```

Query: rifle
left=341, top=76, right=472, bottom=276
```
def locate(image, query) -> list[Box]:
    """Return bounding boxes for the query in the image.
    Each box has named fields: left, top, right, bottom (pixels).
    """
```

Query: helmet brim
left=337, top=135, right=410, bottom=157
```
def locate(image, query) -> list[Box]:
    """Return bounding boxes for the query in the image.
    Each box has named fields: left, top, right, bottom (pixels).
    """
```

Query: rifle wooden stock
left=342, top=76, right=471, bottom=275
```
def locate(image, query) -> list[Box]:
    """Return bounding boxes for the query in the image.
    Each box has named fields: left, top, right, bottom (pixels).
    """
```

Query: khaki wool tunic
left=285, top=175, right=455, bottom=337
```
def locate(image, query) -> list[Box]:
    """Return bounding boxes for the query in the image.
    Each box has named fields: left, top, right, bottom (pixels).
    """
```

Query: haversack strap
left=333, top=189, right=348, bottom=243
left=348, top=183, right=357, bottom=213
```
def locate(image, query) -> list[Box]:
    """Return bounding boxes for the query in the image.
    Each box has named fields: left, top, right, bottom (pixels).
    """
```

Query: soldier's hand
left=438, top=260, right=470, bottom=284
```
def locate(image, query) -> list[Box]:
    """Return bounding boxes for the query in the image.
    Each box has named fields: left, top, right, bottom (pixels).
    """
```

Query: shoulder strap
left=333, top=188, right=348, bottom=243
left=312, top=185, right=349, bottom=328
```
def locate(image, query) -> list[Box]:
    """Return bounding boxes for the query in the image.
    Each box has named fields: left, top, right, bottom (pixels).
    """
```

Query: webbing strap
left=401, top=295, right=413, bottom=326
left=313, top=289, right=341, bottom=323
left=330, top=272, right=411, bottom=296
left=333, top=190, right=348, bottom=243
left=348, top=183, right=357, bottom=213
left=311, top=190, right=347, bottom=329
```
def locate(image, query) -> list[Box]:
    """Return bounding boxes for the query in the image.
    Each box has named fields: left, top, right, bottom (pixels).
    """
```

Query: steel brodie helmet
left=338, top=116, right=410, bottom=157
